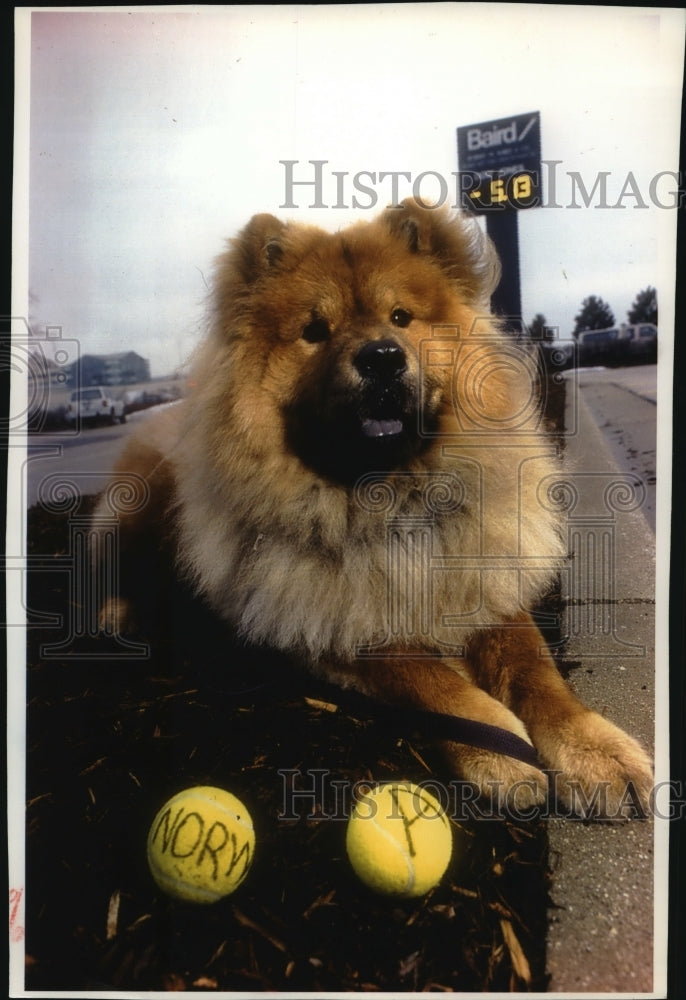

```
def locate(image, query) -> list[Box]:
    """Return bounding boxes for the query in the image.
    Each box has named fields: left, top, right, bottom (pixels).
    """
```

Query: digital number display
left=459, top=170, right=540, bottom=212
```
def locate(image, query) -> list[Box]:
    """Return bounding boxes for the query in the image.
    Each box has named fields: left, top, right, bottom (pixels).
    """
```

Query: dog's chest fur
left=173, top=434, right=563, bottom=666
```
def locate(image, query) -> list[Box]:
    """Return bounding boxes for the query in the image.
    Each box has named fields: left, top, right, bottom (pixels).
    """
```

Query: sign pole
left=486, top=210, right=522, bottom=333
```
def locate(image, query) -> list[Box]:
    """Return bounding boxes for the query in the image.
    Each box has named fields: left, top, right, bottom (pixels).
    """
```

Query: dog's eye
left=302, top=317, right=331, bottom=343
left=390, top=308, right=413, bottom=328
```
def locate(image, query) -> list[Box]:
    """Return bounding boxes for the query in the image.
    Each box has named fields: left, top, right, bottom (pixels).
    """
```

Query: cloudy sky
left=15, top=4, right=684, bottom=377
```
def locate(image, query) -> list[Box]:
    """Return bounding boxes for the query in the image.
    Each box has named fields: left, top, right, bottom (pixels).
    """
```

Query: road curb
left=545, top=376, right=657, bottom=993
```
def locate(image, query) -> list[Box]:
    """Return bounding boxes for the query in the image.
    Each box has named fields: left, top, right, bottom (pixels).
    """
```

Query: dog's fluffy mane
left=157, top=202, right=565, bottom=665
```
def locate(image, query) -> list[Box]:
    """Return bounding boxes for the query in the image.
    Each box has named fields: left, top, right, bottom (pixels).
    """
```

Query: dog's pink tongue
left=361, top=417, right=403, bottom=438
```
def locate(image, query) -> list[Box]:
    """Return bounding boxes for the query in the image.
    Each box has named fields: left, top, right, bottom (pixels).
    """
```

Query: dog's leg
left=92, top=436, right=176, bottom=634
left=332, top=656, right=548, bottom=807
left=466, top=613, right=653, bottom=816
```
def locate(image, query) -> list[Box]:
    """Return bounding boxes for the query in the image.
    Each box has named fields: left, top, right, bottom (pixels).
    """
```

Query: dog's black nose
left=354, top=339, right=407, bottom=381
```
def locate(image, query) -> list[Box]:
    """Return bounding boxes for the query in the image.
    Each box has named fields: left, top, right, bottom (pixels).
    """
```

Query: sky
left=15, top=4, right=685, bottom=377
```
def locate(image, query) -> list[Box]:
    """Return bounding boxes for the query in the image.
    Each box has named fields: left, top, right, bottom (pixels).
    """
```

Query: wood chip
left=399, top=950, right=420, bottom=978
left=405, top=742, right=433, bottom=773
left=26, top=792, right=53, bottom=809
left=499, top=918, right=531, bottom=986
left=452, top=885, right=478, bottom=899
left=303, top=888, right=336, bottom=920
left=192, top=976, right=218, bottom=988
left=162, top=972, right=187, bottom=991
left=106, top=889, right=120, bottom=941
left=79, top=756, right=107, bottom=776
left=304, top=696, right=338, bottom=713
left=126, top=913, right=152, bottom=933
left=206, top=939, right=227, bottom=966
left=160, top=688, right=199, bottom=702
left=233, top=907, right=288, bottom=954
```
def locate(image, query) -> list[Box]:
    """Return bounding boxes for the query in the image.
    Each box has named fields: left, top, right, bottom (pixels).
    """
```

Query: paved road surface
left=24, top=405, right=176, bottom=509
left=566, top=365, right=658, bottom=532
left=547, top=363, right=660, bottom=994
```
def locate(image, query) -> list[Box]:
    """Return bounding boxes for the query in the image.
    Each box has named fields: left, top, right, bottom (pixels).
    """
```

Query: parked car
left=576, top=324, right=658, bottom=368
left=617, top=323, right=658, bottom=364
left=64, top=386, right=126, bottom=426
left=577, top=327, right=620, bottom=367
left=121, top=387, right=179, bottom=415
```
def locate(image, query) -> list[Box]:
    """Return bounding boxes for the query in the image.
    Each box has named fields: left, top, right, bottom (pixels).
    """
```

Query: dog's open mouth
left=360, top=416, right=404, bottom=439
left=358, top=383, right=410, bottom=441
left=287, top=393, right=416, bottom=483
left=285, top=354, right=431, bottom=483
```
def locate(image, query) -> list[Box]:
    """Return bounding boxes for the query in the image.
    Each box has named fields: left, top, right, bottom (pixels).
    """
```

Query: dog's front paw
left=441, top=742, right=548, bottom=812
left=541, top=711, right=653, bottom=818
left=98, top=596, right=135, bottom=635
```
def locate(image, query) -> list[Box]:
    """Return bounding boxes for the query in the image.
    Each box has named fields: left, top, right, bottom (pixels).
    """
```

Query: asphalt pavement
left=24, top=405, right=175, bottom=509
left=546, top=364, right=662, bottom=995
left=568, top=366, right=658, bottom=531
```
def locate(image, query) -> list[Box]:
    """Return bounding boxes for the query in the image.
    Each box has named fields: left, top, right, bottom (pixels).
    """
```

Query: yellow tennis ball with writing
left=147, top=786, right=255, bottom=903
left=345, top=782, right=452, bottom=897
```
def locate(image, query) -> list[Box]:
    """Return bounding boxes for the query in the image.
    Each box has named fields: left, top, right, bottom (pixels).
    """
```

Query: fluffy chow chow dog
left=95, top=199, right=652, bottom=814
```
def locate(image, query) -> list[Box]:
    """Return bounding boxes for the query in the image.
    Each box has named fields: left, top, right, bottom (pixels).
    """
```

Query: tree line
left=527, top=286, right=657, bottom=341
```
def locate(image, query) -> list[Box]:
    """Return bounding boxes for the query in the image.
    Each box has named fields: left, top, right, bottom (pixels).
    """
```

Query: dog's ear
left=212, top=214, right=291, bottom=327
left=229, top=213, right=288, bottom=285
left=382, top=198, right=501, bottom=307
left=382, top=199, right=434, bottom=254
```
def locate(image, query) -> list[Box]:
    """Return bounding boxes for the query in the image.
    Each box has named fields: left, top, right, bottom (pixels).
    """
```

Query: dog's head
left=210, top=199, right=502, bottom=484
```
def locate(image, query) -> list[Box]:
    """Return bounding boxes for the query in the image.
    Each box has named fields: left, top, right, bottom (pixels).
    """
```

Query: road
left=564, top=363, right=658, bottom=532
left=547, top=362, right=659, bottom=994
left=24, top=405, right=176, bottom=510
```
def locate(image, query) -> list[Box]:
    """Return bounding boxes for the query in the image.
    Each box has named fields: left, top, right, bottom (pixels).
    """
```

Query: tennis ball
left=147, top=786, right=254, bottom=903
left=345, top=782, right=452, bottom=897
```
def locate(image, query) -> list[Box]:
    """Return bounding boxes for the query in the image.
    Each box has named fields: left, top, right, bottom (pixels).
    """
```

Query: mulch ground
left=23, top=360, right=567, bottom=993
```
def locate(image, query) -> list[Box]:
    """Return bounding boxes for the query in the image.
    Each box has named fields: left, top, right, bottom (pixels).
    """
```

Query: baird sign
left=457, top=111, right=541, bottom=211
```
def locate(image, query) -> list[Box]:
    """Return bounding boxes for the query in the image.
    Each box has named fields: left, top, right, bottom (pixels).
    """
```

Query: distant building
left=70, top=351, right=151, bottom=386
